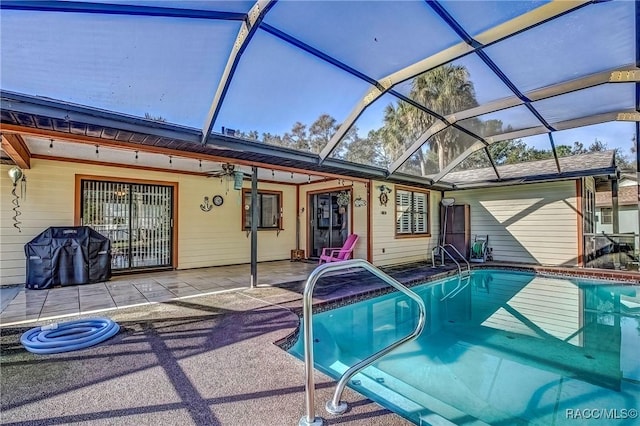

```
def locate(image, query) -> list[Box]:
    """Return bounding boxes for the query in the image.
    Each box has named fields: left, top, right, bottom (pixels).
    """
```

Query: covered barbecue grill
left=25, top=226, right=111, bottom=289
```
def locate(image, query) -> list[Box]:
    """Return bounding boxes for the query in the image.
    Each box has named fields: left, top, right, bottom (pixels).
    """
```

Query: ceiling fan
left=205, top=162, right=251, bottom=178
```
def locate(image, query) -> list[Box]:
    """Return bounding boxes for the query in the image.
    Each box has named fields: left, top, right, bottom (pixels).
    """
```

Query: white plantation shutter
left=413, top=192, right=428, bottom=234
left=396, top=190, right=411, bottom=234
left=395, top=188, right=429, bottom=235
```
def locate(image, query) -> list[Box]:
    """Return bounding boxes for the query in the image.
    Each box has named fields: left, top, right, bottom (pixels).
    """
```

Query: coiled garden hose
left=21, top=318, right=120, bottom=354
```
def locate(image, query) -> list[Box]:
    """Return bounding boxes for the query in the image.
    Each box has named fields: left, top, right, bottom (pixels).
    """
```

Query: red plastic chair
left=319, top=234, right=359, bottom=264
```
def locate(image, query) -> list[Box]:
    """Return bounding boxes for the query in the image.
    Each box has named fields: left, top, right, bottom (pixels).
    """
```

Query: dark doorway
left=308, top=190, right=350, bottom=258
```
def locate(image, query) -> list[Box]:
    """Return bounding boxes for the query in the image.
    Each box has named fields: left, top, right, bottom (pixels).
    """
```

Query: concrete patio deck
left=1, top=260, right=462, bottom=425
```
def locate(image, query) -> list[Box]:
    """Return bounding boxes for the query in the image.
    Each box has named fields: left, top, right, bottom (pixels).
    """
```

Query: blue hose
left=21, top=318, right=120, bottom=354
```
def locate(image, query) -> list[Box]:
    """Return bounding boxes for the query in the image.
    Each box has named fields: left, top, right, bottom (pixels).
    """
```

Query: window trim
left=600, top=207, right=613, bottom=225
left=74, top=174, right=178, bottom=269
left=394, top=185, right=431, bottom=238
left=241, top=189, right=283, bottom=230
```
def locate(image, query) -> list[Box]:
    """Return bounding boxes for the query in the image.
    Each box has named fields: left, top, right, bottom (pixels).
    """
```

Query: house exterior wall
left=596, top=206, right=639, bottom=252
left=0, top=160, right=297, bottom=285
left=596, top=206, right=639, bottom=236
left=297, top=180, right=369, bottom=262
left=371, top=180, right=441, bottom=266
left=446, top=181, right=579, bottom=266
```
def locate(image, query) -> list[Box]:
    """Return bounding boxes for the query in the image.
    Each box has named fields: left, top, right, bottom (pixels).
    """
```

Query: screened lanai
left=1, top=0, right=638, bottom=188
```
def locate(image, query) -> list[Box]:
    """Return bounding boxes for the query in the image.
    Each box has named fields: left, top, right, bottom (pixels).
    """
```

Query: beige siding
left=0, top=160, right=296, bottom=285
left=447, top=181, right=579, bottom=266
left=371, top=180, right=440, bottom=267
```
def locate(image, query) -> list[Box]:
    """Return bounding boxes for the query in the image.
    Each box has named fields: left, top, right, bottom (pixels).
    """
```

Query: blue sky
left=0, top=0, right=636, bottom=162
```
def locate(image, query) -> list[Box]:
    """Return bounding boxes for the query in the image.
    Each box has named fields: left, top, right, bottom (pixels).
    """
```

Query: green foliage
left=231, top=63, right=637, bottom=174
left=144, top=113, right=167, bottom=122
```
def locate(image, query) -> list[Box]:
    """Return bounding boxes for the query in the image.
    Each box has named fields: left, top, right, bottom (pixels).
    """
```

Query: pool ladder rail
left=299, top=259, right=426, bottom=426
left=432, top=244, right=470, bottom=278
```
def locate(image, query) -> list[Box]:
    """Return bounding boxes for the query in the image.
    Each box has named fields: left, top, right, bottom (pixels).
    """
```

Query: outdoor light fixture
left=95, top=145, right=99, bottom=157
left=377, top=184, right=392, bottom=194
left=135, top=150, right=139, bottom=162
left=199, top=159, right=202, bottom=169
left=441, top=198, right=455, bottom=207
left=48, top=139, right=53, bottom=151
left=169, top=155, right=173, bottom=165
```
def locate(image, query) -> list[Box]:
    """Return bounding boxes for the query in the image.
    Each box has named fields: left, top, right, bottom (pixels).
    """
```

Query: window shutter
left=396, top=190, right=411, bottom=234
left=413, top=192, right=427, bottom=233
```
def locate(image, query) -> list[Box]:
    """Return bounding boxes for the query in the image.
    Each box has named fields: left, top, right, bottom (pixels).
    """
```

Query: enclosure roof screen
left=1, top=0, right=637, bottom=187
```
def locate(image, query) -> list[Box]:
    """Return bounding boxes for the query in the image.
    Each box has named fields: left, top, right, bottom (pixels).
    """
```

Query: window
left=395, top=187, right=429, bottom=236
left=600, top=208, right=613, bottom=225
left=242, top=189, right=282, bottom=229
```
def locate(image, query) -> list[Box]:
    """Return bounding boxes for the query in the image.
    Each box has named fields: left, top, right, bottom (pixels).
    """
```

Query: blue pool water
left=289, top=270, right=640, bottom=425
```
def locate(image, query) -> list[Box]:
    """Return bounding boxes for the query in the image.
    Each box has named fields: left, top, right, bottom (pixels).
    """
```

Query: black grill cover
left=25, top=226, right=111, bottom=289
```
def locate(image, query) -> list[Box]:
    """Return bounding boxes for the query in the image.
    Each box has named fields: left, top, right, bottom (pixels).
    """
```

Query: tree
left=262, top=132, right=285, bottom=148
left=282, top=122, right=309, bottom=151
left=405, top=64, right=480, bottom=172
left=344, top=127, right=384, bottom=166
left=371, top=64, right=488, bottom=176
left=144, top=113, right=167, bottom=122
left=308, top=114, right=338, bottom=154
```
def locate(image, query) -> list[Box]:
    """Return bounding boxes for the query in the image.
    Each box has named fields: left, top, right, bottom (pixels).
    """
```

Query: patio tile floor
left=0, top=260, right=319, bottom=327
left=0, top=259, right=469, bottom=328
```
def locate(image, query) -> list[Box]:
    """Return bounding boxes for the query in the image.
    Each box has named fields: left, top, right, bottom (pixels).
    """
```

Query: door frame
left=74, top=174, right=179, bottom=269
left=306, top=186, right=353, bottom=258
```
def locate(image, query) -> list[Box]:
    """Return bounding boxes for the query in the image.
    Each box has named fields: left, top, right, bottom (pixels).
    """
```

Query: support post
left=250, top=166, right=258, bottom=288
left=612, top=177, right=619, bottom=235
left=612, top=176, right=620, bottom=269
left=636, top=122, right=639, bottom=261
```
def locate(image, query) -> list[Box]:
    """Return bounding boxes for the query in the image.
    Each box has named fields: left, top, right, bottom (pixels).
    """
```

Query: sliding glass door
left=81, top=180, right=173, bottom=271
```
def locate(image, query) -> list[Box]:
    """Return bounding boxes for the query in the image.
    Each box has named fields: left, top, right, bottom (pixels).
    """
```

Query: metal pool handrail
left=299, top=259, right=426, bottom=426
left=432, top=244, right=470, bottom=277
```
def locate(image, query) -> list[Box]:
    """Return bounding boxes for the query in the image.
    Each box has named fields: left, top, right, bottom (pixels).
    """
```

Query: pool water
left=289, top=270, right=640, bottom=425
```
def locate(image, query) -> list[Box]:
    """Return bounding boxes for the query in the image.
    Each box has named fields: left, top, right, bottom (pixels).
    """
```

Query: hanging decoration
left=212, top=195, right=224, bottom=206
left=7, top=167, right=24, bottom=232
left=354, top=196, right=367, bottom=207
left=377, top=184, right=392, bottom=207
left=233, top=171, right=244, bottom=190
left=200, top=196, right=213, bottom=212
left=336, top=190, right=350, bottom=207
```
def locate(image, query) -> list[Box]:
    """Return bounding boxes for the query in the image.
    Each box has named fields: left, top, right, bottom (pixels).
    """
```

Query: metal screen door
left=308, top=191, right=350, bottom=258
left=81, top=180, right=173, bottom=271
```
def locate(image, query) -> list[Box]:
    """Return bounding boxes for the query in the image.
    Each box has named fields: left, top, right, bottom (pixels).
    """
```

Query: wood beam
left=1, top=133, right=31, bottom=169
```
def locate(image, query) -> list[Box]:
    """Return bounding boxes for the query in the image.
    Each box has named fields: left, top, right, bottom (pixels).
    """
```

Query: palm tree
left=381, top=64, right=481, bottom=174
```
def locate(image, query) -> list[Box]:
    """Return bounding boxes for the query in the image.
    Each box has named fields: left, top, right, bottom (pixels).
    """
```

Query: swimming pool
left=288, top=269, right=640, bottom=425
